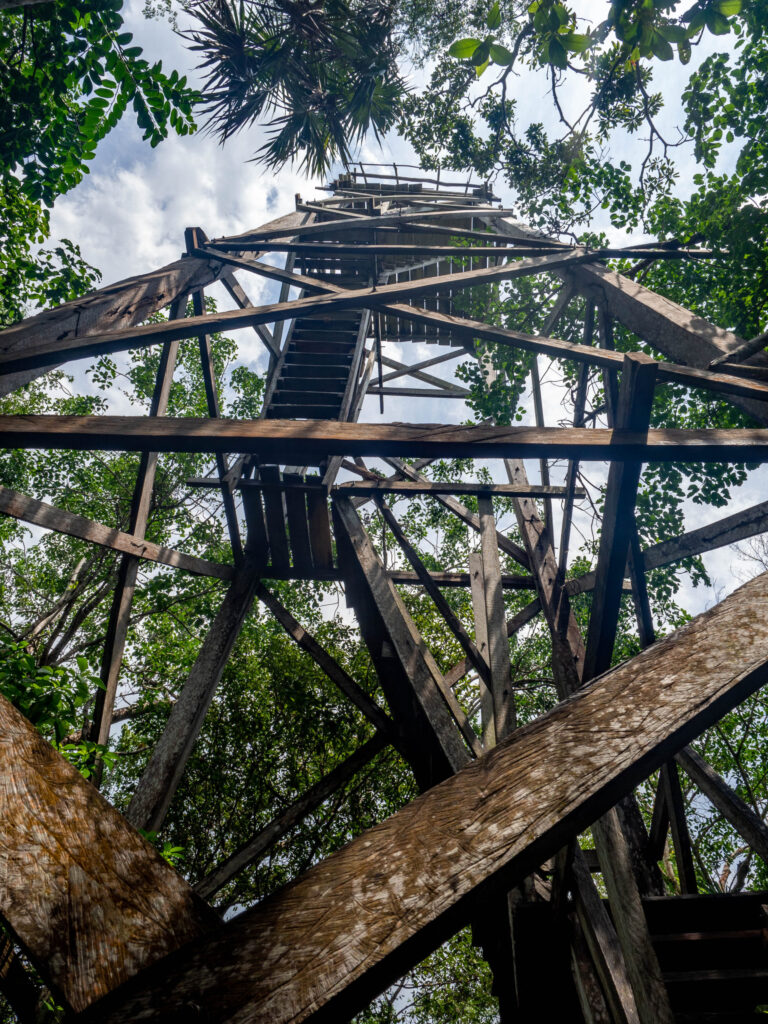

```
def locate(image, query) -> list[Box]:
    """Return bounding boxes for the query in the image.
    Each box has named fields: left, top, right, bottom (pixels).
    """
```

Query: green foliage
left=0, top=0, right=196, bottom=334
left=183, top=0, right=405, bottom=175
left=0, top=0, right=196, bottom=208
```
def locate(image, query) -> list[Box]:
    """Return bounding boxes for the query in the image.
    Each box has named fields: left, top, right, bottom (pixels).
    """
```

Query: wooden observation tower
left=2, top=168, right=768, bottom=1022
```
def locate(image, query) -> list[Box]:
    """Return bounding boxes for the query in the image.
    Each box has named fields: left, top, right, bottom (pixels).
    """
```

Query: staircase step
left=266, top=405, right=341, bottom=419
left=274, top=378, right=346, bottom=393
left=281, top=366, right=350, bottom=380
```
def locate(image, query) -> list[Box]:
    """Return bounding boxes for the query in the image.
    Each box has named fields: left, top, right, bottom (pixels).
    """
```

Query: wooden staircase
left=511, top=891, right=768, bottom=1022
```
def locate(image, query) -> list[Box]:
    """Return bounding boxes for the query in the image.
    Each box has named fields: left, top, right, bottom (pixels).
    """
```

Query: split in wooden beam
left=0, top=485, right=234, bottom=580
left=477, top=495, right=516, bottom=739
left=78, top=567, right=768, bottom=1024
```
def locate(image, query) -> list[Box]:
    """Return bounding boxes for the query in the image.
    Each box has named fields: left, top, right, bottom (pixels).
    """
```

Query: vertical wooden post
left=469, top=552, right=496, bottom=749
left=88, top=295, right=186, bottom=775
left=583, top=353, right=658, bottom=681
left=477, top=496, right=515, bottom=739
left=660, top=762, right=698, bottom=894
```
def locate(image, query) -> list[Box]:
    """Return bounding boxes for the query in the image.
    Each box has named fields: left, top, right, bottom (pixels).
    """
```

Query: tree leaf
left=471, top=40, right=491, bottom=66
left=564, top=32, right=591, bottom=53
left=448, top=37, right=483, bottom=59
left=489, top=42, right=516, bottom=65
left=546, top=36, right=567, bottom=68
left=717, top=0, right=742, bottom=14
left=487, top=1, right=501, bottom=31
left=651, top=33, right=674, bottom=61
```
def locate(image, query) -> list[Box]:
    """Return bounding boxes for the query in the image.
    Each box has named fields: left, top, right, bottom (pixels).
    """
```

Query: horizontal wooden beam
left=366, top=386, right=468, bottom=398
left=7, top=416, right=768, bottom=463
left=79, top=568, right=768, bottom=1024
left=204, top=240, right=713, bottom=260
left=0, top=485, right=235, bottom=580
left=223, top=205, right=517, bottom=242
left=336, top=481, right=587, bottom=498
left=191, top=478, right=582, bottom=500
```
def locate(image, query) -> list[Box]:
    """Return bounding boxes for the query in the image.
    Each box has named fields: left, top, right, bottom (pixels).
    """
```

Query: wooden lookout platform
left=2, top=169, right=768, bottom=1021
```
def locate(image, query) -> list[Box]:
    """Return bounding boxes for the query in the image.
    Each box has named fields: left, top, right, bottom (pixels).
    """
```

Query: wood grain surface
left=0, top=695, right=217, bottom=1013
left=7, top=416, right=768, bottom=463
left=78, top=568, right=768, bottom=1024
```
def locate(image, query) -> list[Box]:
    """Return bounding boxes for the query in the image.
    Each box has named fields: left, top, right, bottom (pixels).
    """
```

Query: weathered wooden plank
left=659, top=763, right=697, bottom=895
left=283, top=473, right=313, bottom=572
left=194, top=733, right=389, bottom=901
left=570, top=850, right=641, bottom=1024
left=444, top=598, right=542, bottom=690
left=505, top=459, right=585, bottom=695
left=332, top=496, right=470, bottom=786
left=389, top=570, right=535, bottom=589
left=209, top=240, right=711, bottom=260
left=367, top=386, right=467, bottom=398
left=383, top=302, right=768, bottom=408
left=0, top=693, right=217, bottom=1014
left=12, top=416, right=768, bottom=463
left=229, top=206, right=518, bottom=242
left=0, top=249, right=585, bottom=376
left=0, top=485, right=234, bottom=579
left=306, top=489, right=334, bottom=571
left=469, top=552, right=495, bottom=748
left=79, top=567, right=768, bottom=1024
left=592, top=810, right=675, bottom=1023
left=260, top=466, right=290, bottom=572
left=375, top=499, right=487, bottom=756
left=126, top=558, right=261, bottom=833
left=90, top=314, right=184, bottom=768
